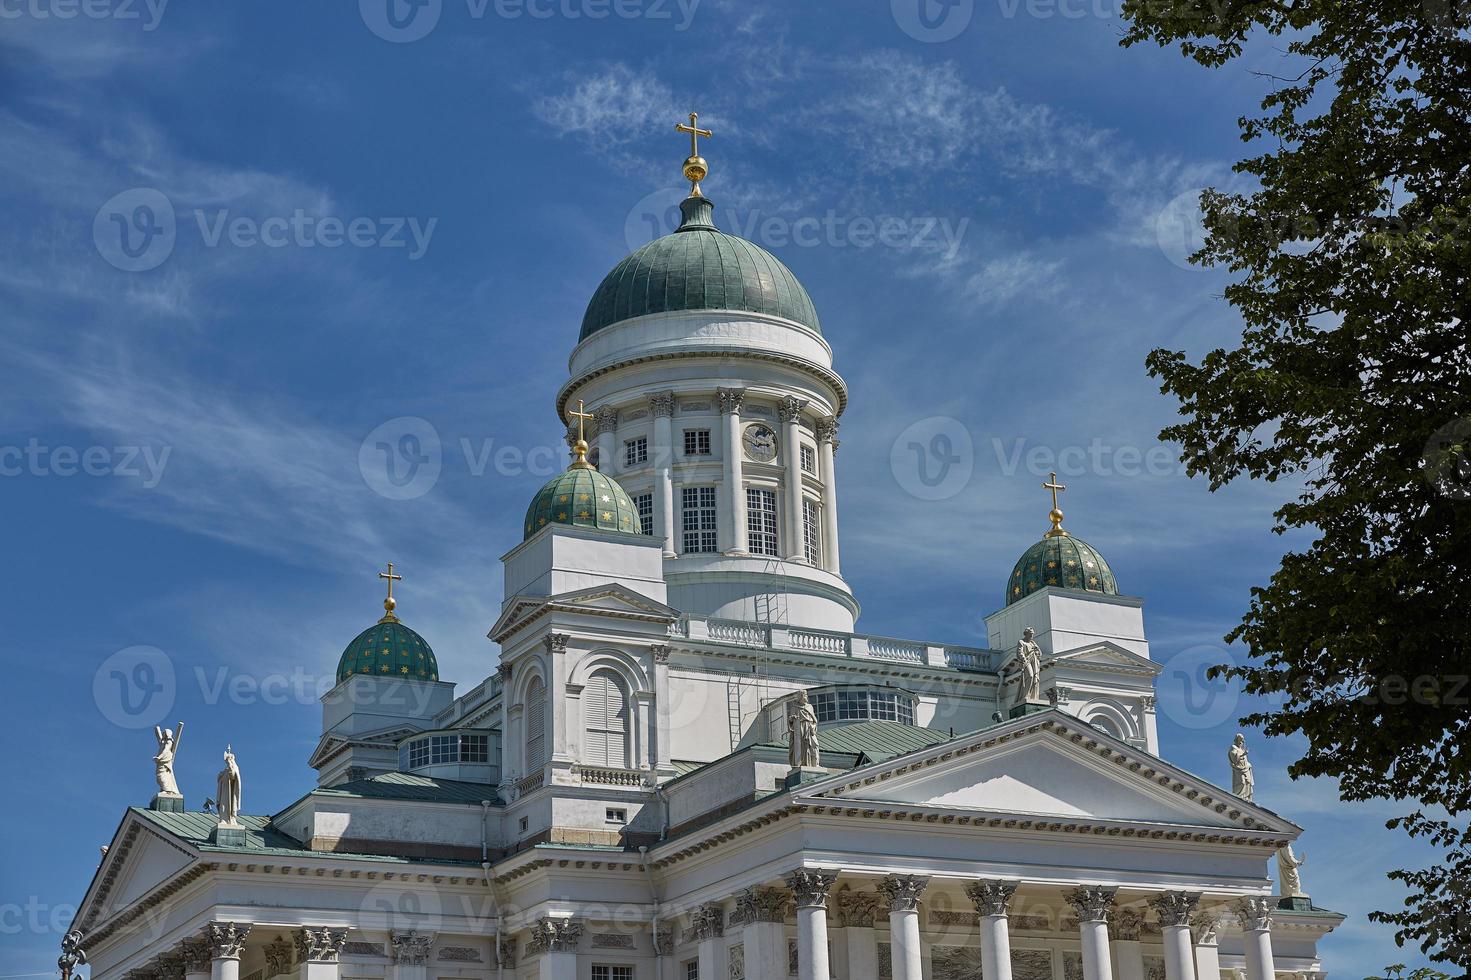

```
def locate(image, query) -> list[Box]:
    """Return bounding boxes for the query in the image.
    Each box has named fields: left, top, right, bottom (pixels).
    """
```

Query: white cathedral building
left=68, top=134, right=1342, bottom=980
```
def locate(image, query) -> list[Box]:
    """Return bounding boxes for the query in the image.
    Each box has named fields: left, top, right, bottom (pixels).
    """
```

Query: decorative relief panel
left=1143, top=955, right=1168, bottom=980
left=592, top=934, right=635, bottom=949
left=1013, top=949, right=1054, bottom=980
left=1063, top=952, right=1085, bottom=980
left=876, top=943, right=891, bottom=979
left=728, top=942, right=745, bottom=980
left=342, top=942, right=383, bottom=957
left=930, top=944, right=984, bottom=979
left=437, top=947, right=481, bottom=962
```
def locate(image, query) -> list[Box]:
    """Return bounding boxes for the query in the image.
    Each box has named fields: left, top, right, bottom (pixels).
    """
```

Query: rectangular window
left=683, top=428, right=712, bottom=456
left=430, top=734, right=456, bottom=764
left=800, top=444, right=817, bottom=475
left=633, top=492, right=654, bottom=536
left=681, top=486, right=718, bottom=553
left=625, top=437, right=648, bottom=467
left=592, top=967, right=634, bottom=980
left=518, top=816, right=529, bottom=833
left=460, top=733, right=489, bottom=763
left=747, top=488, right=779, bottom=557
left=684, top=962, right=699, bottom=980
left=408, top=739, right=429, bottom=768
left=811, top=692, right=836, bottom=723
left=606, top=807, right=627, bottom=824
left=802, top=498, right=822, bottom=566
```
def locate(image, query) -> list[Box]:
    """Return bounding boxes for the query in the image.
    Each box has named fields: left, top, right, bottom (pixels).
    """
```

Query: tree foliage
left=1118, top=0, right=1471, bottom=966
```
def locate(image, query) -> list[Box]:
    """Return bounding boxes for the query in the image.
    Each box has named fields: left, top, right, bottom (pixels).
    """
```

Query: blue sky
left=0, top=0, right=1436, bottom=974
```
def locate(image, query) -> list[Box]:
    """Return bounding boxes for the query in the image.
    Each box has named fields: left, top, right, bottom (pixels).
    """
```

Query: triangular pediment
left=76, top=813, right=198, bottom=935
left=809, top=713, right=1295, bottom=835
left=490, top=584, right=677, bottom=640
left=1046, top=641, right=1160, bottom=676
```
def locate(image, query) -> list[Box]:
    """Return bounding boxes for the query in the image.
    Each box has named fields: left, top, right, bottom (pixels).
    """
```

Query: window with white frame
left=403, top=731, right=490, bottom=769
left=800, top=444, right=817, bottom=475
left=683, top=961, right=698, bottom=980
left=525, top=677, right=547, bottom=771
left=681, top=486, right=718, bottom=553
left=625, top=437, right=648, bottom=467
left=583, top=669, right=630, bottom=768
left=633, top=492, right=653, bottom=536
left=592, top=967, right=634, bottom=980
left=683, top=428, right=711, bottom=456
left=802, top=498, right=822, bottom=566
left=746, top=487, right=779, bottom=557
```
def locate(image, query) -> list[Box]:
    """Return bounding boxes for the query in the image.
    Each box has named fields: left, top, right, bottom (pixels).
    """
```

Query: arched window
left=525, top=678, right=547, bottom=771
left=583, top=670, right=630, bottom=768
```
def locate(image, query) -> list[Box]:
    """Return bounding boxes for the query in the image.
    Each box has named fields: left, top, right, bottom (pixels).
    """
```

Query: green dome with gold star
left=1006, top=533, right=1119, bottom=606
left=337, top=619, right=439, bottom=684
left=524, top=462, right=642, bottom=540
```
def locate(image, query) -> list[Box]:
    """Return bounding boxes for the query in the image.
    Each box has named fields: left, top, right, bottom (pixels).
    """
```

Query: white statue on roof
left=788, top=690, right=820, bottom=769
left=216, top=745, right=242, bottom=828
left=1229, top=733, right=1255, bottom=802
left=153, top=722, right=184, bottom=797
left=1002, top=627, right=1043, bottom=708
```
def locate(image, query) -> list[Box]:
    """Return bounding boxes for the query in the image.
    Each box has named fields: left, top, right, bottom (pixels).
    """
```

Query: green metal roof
left=131, top=809, right=306, bottom=852
left=312, top=772, right=500, bottom=805
left=803, top=721, right=957, bottom=763
left=579, top=196, right=821, bottom=340
left=337, top=618, right=439, bottom=684
left=524, top=464, right=641, bottom=540
left=1007, top=533, right=1119, bottom=606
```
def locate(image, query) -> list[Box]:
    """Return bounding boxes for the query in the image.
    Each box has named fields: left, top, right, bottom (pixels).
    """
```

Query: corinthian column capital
left=965, top=879, right=1017, bottom=917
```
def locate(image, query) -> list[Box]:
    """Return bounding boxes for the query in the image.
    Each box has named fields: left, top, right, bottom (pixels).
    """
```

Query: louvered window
left=583, top=670, right=629, bottom=768
left=525, top=678, right=547, bottom=771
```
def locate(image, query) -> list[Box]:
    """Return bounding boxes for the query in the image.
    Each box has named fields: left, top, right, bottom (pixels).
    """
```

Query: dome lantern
left=1005, top=475, right=1120, bottom=606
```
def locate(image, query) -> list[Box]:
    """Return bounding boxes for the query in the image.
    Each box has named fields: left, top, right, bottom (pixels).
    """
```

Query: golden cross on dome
left=675, top=111, right=713, bottom=197
left=1042, top=472, right=1068, bottom=538
left=567, top=399, right=596, bottom=468
left=378, top=561, right=403, bottom=622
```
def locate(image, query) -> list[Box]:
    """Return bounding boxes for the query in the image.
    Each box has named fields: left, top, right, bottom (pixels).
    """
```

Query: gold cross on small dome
left=1043, top=472, right=1069, bottom=538
left=675, top=112, right=713, bottom=197
left=378, top=561, right=403, bottom=622
left=567, top=399, right=596, bottom=468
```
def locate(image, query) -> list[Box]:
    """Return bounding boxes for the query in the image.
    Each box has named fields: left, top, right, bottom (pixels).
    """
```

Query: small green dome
left=579, top=196, right=821, bottom=341
left=524, top=464, right=642, bottom=540
left=337, top=619, right=439, bottom=684
left=1007, top=533, right=1119, bottom=606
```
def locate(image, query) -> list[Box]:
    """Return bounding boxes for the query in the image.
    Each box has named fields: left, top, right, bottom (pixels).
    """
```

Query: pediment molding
left=1044, top=641, right=1160, bottom=677
left=76, top=814, right=200, bottom=941
left=490, top=584, right=678, bottom=642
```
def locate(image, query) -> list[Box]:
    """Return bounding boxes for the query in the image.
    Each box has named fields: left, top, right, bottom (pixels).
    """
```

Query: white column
left=690, top=904, right=725, bottom=980
left=719, top=387, right=748, bottom=553
left=1191, top=912, right=1222, bottom=980
left=653, top=922, right=677, bottom=980
left=651, top=391, right=676, bottom=555
left=594, top=406, right=618, bottom=473
left=546, top=633, right=571, bottom=763
left=879, top=874, right=928, bottom=980
left=778, top=396, right=808, bottom=559
left=1065, top=886, right=1117, bottom=980
left=497, top=661, right=515, bottom=791
left=528, top=919, right=580, bottom=980
left=1235, top=899, right=1277, bottom=980
left=965, top=879, right=1016, bottom=980
left=835, top=891, right=881, bottom=980
left=738, top=887, right=791, bottom=979
left=787, top=870, right=837, bottom=980
left=1110, top=910, right=1145, bottom=980
left=205, top=922, right=250, bottom=980
left=816, top=417, right=840, bottom=573
left=650, top=645, right=671, bottom=772
left=1151, top=893, right=1200, bottom=980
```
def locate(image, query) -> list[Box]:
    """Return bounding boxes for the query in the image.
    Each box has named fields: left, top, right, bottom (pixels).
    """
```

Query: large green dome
left=524, top=463, right=642, bottom=540
left=337, top=619, right=439, bottom=684
left=579, top=196, right=821, bottom=341
left=1007, top=533, right=1119, bottom=606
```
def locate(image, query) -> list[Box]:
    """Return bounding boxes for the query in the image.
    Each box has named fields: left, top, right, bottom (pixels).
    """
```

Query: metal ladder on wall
left=727, top=558, right=788, bottom=750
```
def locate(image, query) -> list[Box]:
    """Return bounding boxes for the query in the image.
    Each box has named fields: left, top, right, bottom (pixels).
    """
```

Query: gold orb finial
left=675, top=112, right=713, bottom=197
left=1042, top=472, right=1069, bottom=538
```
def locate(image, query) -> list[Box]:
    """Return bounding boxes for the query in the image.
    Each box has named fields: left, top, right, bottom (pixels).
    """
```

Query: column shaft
left=779, top=399, right=806, bottom=559
left=720, top=390, right=748, bottom=553
left=1243, top=927, right=1276, bottom=980
left=796, top=907, right=830, bottom=980
left=1079, top=920, right=1113, bottom=980
left=979, top=914, right=1013, bottom=980
left=1160, top=924, right=1197, bottom=980
left=538, top=952, right=577, bottom=980
left=889, top=909, right=922, bottom=980
left=816, top=420, right=840, bottom=573
left=209, top=960, right=239, bottom=980
left=652, top=396, right=676, bottom=555
left=696, top=939, right=720, bottom=980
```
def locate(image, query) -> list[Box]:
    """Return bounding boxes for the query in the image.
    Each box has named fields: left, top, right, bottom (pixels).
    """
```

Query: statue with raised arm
left=788, top=690, right=820, bottom=769
left=1004, top=627, right=1043, bottom=708
left=153, top=722, right=184, bottom=796
left=1276, top=843, right=1307, bottom=898
left=216, top=745, right=242, bottom=828
left=1228, top=733, right=1254, bottom=802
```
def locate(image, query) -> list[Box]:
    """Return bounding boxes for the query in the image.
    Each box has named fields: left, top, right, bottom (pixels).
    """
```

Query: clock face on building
left=742, top=423, right=779, bottom=462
